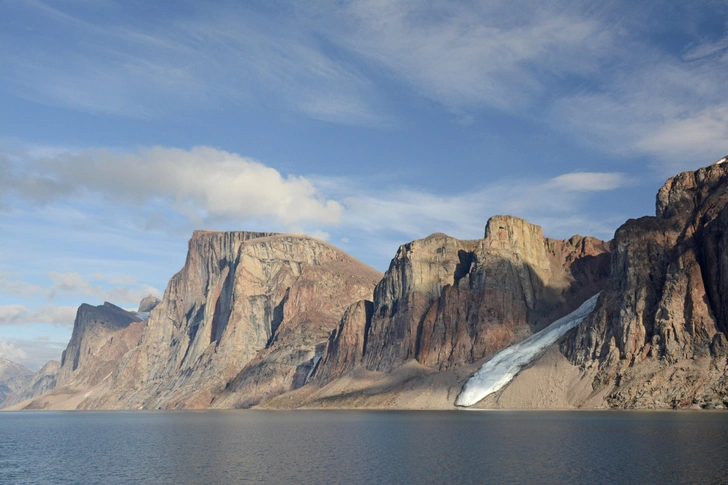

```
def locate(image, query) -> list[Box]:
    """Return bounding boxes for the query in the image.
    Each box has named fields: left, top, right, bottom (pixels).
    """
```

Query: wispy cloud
left=2, top=1, right=726, bottom=166
left=322, top=170, right=630, bottom=246
left=324, top=0, right=610, bottom=113
left=1, top=0, right=387, bottom=124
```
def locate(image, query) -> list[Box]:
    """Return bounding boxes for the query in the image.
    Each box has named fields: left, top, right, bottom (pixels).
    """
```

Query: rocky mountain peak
left=61, top=302, right=141, bottom=373
left=138, top=295, right=161, bottom=313
left=484, top=215, right=544, bottom=242
left=0, top=359, right=33, bottom=407
left=656, top=159, right=728, bottom=219
left=79, top=231, right=381, bottom=410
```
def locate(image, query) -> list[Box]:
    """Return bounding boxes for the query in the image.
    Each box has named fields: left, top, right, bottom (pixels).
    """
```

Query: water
left=1, top=411, right=727, bottom=484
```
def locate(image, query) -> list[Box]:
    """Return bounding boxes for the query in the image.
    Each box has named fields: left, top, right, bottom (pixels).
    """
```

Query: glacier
left=455, top=293, right=600, bottom=407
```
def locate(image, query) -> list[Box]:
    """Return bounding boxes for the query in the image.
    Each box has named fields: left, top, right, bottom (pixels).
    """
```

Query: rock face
left=0, top=358, right=32, bottom=406
left=2, top=302, right=145, bottom=409
left=138, top=295, right=161, bottom=313
left=57, top=302, right=143, bottom=386
left=562, top=159, right=728, bottom=408
left=80, top=231, right=381, bottom=410
left=312, top=217, right=610, bottom=384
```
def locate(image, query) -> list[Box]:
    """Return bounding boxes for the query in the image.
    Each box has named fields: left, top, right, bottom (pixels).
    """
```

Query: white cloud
left=635, top=104, right=728, bottom=172
left=0, top=304, right=77, bottom=326
left=0, top=338, right=68, bottom=371
left=2, top=145, right=343, bottom=227
left=332, top=171, right=629, bottom=242
left=0, top=342, right=28, bottom=362
left=46, top=272, right=162, bottom=303
left=547, top=172, right=630, bottom=192
left=0, top=273, right=45, bottom=296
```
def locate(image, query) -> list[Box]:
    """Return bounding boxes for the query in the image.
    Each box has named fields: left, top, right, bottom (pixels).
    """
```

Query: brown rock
left=563, top=159, right=728, bottom=408
left=80, top=231, right=381, bottom=410
left=314, top=216, right=610, bottom=383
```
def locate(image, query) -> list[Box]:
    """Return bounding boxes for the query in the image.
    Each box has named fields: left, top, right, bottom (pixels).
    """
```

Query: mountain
left=8, top=158, right=728, bottom=411
left=1, top=302, right=144, bottom=409
left=0, top=358, right=32, bottom=406
left=138, top=295, right=161, bottom=313
left=75, top=231, right=382, bottom=410
left=470, top=158, right=728, bottom=409
left=263, top=216, right=610, bottom=408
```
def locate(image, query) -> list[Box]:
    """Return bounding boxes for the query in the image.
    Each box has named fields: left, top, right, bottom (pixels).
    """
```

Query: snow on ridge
left=455, top=293, right=600, bottom=407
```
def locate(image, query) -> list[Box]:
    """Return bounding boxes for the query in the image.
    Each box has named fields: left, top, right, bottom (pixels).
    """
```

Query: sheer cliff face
left=85, top=231, right=381, bottom=410
left=314, top=216, right=610, bottom=381
left=58, top=302, right=143, bottom=386
left=2, top=303, right=143, bottom=408
left=563, top=160, right=728, bottom=408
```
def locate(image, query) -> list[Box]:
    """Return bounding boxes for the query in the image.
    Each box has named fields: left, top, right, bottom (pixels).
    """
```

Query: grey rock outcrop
left=1, top=360, right=59, bottom=408
left=138, top=295, right=161, bottom=313
left=58, top=302, right=142, bottom=385
left=2, top=302, right=144, bottom=409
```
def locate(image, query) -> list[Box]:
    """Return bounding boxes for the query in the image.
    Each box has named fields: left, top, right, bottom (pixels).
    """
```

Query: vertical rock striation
left=81, top=231, right=381, bottom=409
left=313, top=217, right=610, bottom=383
left=563, top=159, right=728, bottom=408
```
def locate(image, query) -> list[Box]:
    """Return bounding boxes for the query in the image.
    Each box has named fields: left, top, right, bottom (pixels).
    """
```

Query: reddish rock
left=315, top=216, right=611, bottom=382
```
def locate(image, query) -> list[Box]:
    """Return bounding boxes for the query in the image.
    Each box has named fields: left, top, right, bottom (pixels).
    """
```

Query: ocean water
left=1, top=410, right=727, bottom=484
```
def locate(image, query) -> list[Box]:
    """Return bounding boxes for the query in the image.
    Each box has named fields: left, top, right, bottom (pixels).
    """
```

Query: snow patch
left=455, top=293, right=600, bottom=407
left=304, top=354, right=322, bottom=385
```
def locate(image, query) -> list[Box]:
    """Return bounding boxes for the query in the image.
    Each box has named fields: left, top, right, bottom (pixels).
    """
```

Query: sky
left=1, top=0, right=727, bottom=370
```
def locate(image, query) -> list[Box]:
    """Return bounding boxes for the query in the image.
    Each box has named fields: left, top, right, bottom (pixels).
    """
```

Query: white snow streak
left=455, top=293, right=600, bottom=407
left=304, top=354, right=322, bottom=385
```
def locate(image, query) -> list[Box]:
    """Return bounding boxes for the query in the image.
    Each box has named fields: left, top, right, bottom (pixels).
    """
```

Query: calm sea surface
left=1, top=410, right=727, bottom=484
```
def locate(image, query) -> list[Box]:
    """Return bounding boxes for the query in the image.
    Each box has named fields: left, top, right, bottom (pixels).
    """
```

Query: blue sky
left=1, top=0, right=727, bottom=370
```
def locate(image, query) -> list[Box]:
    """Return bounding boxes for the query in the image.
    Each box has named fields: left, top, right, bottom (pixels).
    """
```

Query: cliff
left=78, top=231, right=381, bottom=409
left=469, top=159, right=728, bottom=410
left=1, top=360, right=60, bottom=409
left=559, top=159, right=728, bottom=408
left=311, top=217, right=610, bottom=388
left=13, top=159, right=728, bottom=411
left=2, top=302, right=144, bottom=409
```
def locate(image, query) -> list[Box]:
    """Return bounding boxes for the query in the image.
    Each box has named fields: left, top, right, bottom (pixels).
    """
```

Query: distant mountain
left=1, top=302, right=143, bottom=409
left=0, top=358, right=32, bottom=406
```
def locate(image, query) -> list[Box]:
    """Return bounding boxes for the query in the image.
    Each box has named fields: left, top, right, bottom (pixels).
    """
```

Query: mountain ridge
left=5, top=158, right=728, bottom=411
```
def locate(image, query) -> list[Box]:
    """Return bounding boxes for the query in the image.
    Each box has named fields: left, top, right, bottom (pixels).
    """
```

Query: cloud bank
left=2, top=145, right=342, bottom=227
